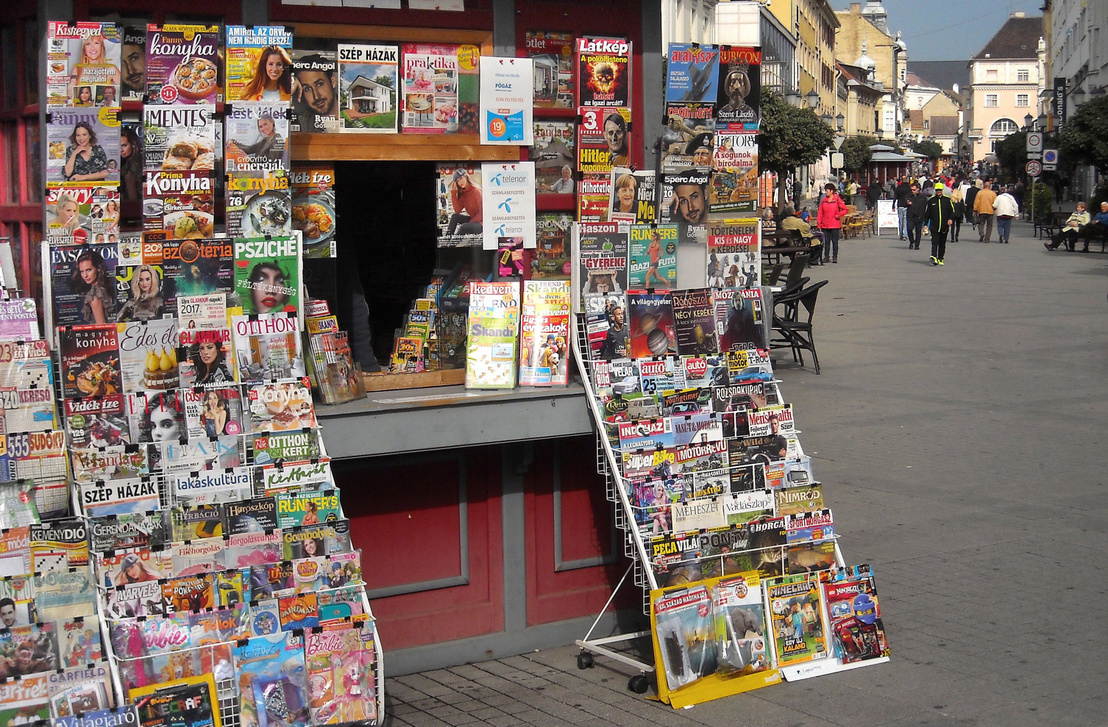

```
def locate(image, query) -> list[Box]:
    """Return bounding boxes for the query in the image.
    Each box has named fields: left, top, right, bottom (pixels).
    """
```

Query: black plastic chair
left=763, top=262, right=786, bottom=285
left=773, top=279, right=828, bottom=374
left=782, top=252, right=810, bottom=291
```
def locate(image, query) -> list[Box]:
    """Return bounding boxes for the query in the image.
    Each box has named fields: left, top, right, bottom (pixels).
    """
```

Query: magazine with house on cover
left=466, top=280, right=520, bottom=389
left=400, top=44, right=466, bottom=134
left=225, top=102, right=290, bottom=173
left=628, top=224, right=676, bottom=290
left=46, top=106, right=121, bottom=185
left=525, top=31, right=574, bottom=108
left=519, top=280, right=570, bottom=387
left=45, top=21, right=122, bottom=107
left=144, top=24, right=221, bottom=105
left=338, top=44, right=399, bottom=133
left=290, top=49, right=340, bottom=134
left=766, top=572, right=829, bottom=666
left=224, top=25, right=295, bottom=102
left=231, top=314, right=305, bottom=382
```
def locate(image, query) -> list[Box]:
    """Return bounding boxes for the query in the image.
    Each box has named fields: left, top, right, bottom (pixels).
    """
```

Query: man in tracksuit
left=924, top=183, right=956, bottom=265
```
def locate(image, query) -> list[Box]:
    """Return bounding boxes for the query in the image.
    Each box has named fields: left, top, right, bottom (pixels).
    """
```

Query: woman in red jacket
left=816, top=182, right=848, bottom=263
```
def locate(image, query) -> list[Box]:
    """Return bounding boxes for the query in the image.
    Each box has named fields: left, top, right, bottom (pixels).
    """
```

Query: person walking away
left=949, top=189, right=965, bottom=242
left=866, top=179, right=882, bottom=211
left=905, top=182, right=928, bottom=250
left=964, top=180, right=980, bottom=232
left=924, top=183, right=955, bottom=265
left=992, top=186, right=1019, bottom=244
left=1045, top=202, right=1090, bottom=251
left=974, top=180, right=998, bottom=242
left=817, top=183, right=848, bottom=263
left=894, top=177, right=912, bottom=240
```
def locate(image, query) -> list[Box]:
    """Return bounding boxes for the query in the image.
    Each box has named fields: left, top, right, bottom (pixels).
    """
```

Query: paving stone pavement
left=383, top=220, right=1108, bottom=727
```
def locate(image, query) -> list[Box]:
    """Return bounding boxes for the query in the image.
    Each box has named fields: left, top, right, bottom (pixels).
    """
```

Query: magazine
left=69, top=445, right=148, bottom=484
left=747, top=406, right=794, bottom=438
left=33, top=568, right=97, bottom=621
left=775, top=485, right=824, bottom=517
left=766, top=573, right=828, bottom=666
left=711, top=572, right=770, bottom=676
left=131, top=674, right=221, bottom=727
left=177, top=328, right=235, bottom=389
left=576, top=173, right=610, bottom=224
left=532, top=213, right=572, bottom=280
left=519, top=281, right=570, bottom=387
left=246, top=380, right=316, bottom=434
left=114, top=263, right=168, bottom=322
left=303, top=623, right=377, bottom=723
left=90, top=510, right=169, bottom=552
left=276, top=490, right=340, bottom=529
left=626, top=290, right=677, bottom=358
left=651, top=583, right=714, bottom=690
left=278, top=592, right=318, bottom=630
left=576, top=106, right=629, bottom=180
left=50, top=243, right=119, bottom=328
left=77, top=478, right=160, bottom=517
left=400, top=44, right=467, bottom=134
left=290, top=165, right=337, bottom=259
left=171, top=467, right=253, bottom=507
left=671, top=288, right=717, bottom=356
left=46, top=107, right=121, bottom=186
left=145, top=25, right=221, bottom=105
left=337, top=44, right=399, bottom=133
left=532, top=121, right=575, bottom=194
left=46, top=22, right=122, bottom=107
left=117, top=319, right=180, bottom=395
left=707, top=219, right=760, bottom=289
left=120, top=26, right=145, bottom=102
left=716, top=46, right=761, bottom=130
left=576, top=37, right=631, bottom=107
left=525, top=32, right=574, bottom=108
left=98, top=547, right=173, bottom=587
left=142, top=170, right=217, bottom=240
left=170, top=504, right=224, bottom=541
left=658, top=168, right=710, bottom=245
left=711, top=130, right=759, bottom=214
left=225, top=531, right=282, bottom=570
left=627, top=225, right=676, bottom=289
left=0, top=341, right=56, bottom=434
left=152, top=238, right=235, bottom=312
left=225, top=102, right=290, bottom=173
left=465, top=281, right=520, bottom=389
left=161, top=573, right=215, bottom=613
left=231, top=315, right=305, bottom=383
left=232, top=632, right=310, bottom=727
left=29, top=518, right=88, bottom=571
left=45, top=184, right=120, bottom=245
left=290, top=49, right=340, bottom=134
left=232, top=236, right=301, bottom=315
left=823, top=568, right=889, bottom=664
left=171, top=539, right=226, bottom=577
left=665, top=43, right=718, bottom=106
left=226, top=172, right=292, bottom=239
left=282, top=521, right=351, bottom=561
left=58, top=324, right=121, bottom=400
left=714, top=287, right=766, bottom=352
left=225, top=497, right=278, bottom=536
left=225, top=25, right=295, bottom=102
left=177, top=294, right=228, bottom=330
left=577, top=222, right=628, bottom=314
left=260, top=460, right=334, bottom=494
left=252, top=430, right=321, bottom=466
left=142, top=104, right=217, bottom=175
left=0, top=299, right=40, bottom=342
left=434, top=164, right=483, bottom=248
left=156, top=436, right=243, bottom=476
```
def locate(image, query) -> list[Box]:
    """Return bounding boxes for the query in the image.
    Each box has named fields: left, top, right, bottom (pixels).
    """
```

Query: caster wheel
left=576, top=652, right=594, bottom=670
left=628, top=674, right=649, bottom=694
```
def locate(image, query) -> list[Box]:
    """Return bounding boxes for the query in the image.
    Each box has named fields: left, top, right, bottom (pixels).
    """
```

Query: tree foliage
left=758, top=88, right=835, bottom=176
left=1058, top=96, right=1108, bottom=174
left=994, top=130, right=1028, bottom=180
left=839, top=135, right=873, bottom=172
left=911, top=139, right=943, bottom=161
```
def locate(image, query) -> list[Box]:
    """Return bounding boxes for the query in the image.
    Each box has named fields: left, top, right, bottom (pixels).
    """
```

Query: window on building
left=990, top=118, right=1018, bottom=136
left=987, top=69, right=998, bottom=81
left=985, top=94, right=998, bottom=107
left=1016, top=93, right=1029, bottom=106
left=1017, top=69, right=1029, bottom=82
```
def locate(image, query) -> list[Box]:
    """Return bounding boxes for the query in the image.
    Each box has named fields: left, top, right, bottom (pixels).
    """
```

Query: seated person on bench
left=1045, top=202, right=1089, bottom=251
left=1079, top=201, right=1108, bottom=253
left=778, top=206, right=823, bottom=261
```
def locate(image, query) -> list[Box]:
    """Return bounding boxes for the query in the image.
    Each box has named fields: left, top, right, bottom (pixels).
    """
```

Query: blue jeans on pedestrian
left=996, top=216, right=1013, bottom=242
left=821, top=228, right=840, bottom=261
left=898, top=207, right=908, bottom=238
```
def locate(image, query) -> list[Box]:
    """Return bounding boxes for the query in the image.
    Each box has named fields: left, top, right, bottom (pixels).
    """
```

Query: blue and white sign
left=479, top=57, right=533, bottom=145
left=481, top=162, right=536, bottom=250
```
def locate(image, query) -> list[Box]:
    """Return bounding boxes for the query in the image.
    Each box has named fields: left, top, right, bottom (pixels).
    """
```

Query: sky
left=829, top=0, right=1045, bottom=61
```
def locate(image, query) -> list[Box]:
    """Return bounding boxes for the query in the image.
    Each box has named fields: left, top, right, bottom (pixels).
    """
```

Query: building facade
left=966, top=12, right=1045, bottom=161
left=835, top=1, right=905, bottom=141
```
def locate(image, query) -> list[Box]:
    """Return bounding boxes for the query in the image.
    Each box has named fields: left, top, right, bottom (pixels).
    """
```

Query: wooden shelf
left=290, top=133, right=521, bottom=163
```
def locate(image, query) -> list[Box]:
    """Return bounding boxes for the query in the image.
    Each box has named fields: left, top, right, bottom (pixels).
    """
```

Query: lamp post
left=835, top=112, right=845, bottom=132
left=807, top=88, right=821, bottom=110
left=785, top=87, right=801, bottom=107
left=1024, top=113, right=1034, bottom=131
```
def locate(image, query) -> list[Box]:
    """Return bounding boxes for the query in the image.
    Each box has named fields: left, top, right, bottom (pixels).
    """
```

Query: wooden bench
left=1081, top=224, right=1108, bottom=253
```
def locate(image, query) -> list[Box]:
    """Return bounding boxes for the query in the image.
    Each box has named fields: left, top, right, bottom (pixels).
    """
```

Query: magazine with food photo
left=46, top=21, right=122, bottom=107
left=46, top=107, right=121, bottom=186
left=116, top=319, right=179, bottom=395
left=337, top=44, right=399, bottom=133
left=63, top=394, right=129, bottom=452
left=58, top=324, right=121, bottom=399
left=225, top=102, right=290, bottom=173
left=291, top=165, right=337, bottom=259
left=290, top=49, right=339, bottom=134
left=145, top=25, right=221, bottom=105
left=45, top=184, right=120, bottom=245
left=142, top=104, right=217, bottom=174
left=225, top=25, right=295, bottom=103
left=50, top=243, right=119, bottom=328
left=532, top=121, right=574, bottom=194
left=226, top=171, right=292, bottom=239
left=177, top=328, right=234, bottom=388
left=231, top=314, right=305, bottom=383
left=247, top=379, right=316, bottom=435
left=142, top=170, right=216, bottom=240
left=576, top=36, right=630, bottom=107
left=400, top=44, right=465, bottom=134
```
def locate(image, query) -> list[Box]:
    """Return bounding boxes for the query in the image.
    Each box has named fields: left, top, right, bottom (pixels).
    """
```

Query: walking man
left=924, top=183, right=955, bottom=265
left=974, top=180, right=998, bottom=242
left=895, top=177, right=912, bottom=240
left=905, top=182, right=928, bottom=250
left=992, top=185, right=1019, bottom=244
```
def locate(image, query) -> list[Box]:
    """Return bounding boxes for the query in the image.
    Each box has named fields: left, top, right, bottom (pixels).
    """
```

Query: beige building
left=836, top=61, right=885, bottom=137
left=967, top=12, right=1045, bottom=161
left=835, top=1, right=906, bottom=140
left=765, top=0, right=839, bottom=116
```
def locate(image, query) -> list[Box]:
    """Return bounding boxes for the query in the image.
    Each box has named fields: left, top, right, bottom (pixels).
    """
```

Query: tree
left=1058, top=95, right=1108, bottom=174
left=758, top=88, right=835, bottom=210
left=839, top=135, right=873, bottom=173
left=911, top=139, right=943, bottom=162
left=993, top=130, right=1028, bottom=181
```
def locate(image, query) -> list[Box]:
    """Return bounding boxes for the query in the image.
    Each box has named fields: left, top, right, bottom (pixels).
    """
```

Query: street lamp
left=1024, top=113, right=1033, bottom=130
left=1071, top=86, right=1086, bottom=106
left=821, top=112, right=833, bottom=126
left=807, top=88, right=821, bottom=109
left=785, top=87, right=801, bottom=107
left=1037, top=112, right=1047, bottom=129
left=835, top=112, right=845, bottom=131
left=1091, top=86, right=1106, bottom=98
